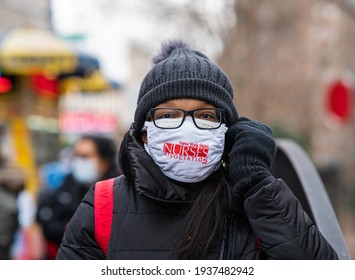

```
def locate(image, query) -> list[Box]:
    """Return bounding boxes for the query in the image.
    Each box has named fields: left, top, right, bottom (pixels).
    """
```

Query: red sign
left=31, top=74, right=58, bottom=98
left=0, top=76, right=12, bottom=93
left=327, top=80, right=352, bottom=122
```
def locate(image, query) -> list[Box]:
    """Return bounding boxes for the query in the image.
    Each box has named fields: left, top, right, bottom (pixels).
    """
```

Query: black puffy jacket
left=56, top=128, right=338, bottom=260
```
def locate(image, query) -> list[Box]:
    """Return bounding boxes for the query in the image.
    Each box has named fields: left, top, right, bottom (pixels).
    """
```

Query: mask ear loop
left=222, top=115, right=227, bottom=125
left=142, top=111, right=152, bottom=133
left=221, top=116, right=229, bottom=169
left=145, top=111, right=152, bottom=121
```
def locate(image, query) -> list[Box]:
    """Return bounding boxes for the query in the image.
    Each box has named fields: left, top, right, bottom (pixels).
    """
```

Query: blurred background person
left=36, top=135, right=121, bottom=259
left=38, top=147, right=73, bottom=192
left=11, top=188, right=46, bottom=260
left=0, top=155, right=26, bottom=259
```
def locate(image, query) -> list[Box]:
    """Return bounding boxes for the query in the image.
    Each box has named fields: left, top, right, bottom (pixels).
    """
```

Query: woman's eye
left=160, top=113, right=174, bottom=119
left=154, top=109, right=182, bottom=119
left=155, top=111, right=176, bottom=119
left=200, top=113, right=214, bottom=119
left=198, top=112, right=218, bottom=121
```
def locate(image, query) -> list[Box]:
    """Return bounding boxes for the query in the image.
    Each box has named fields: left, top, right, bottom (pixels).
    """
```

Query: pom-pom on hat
left=134, top=40, right=239, bottom=133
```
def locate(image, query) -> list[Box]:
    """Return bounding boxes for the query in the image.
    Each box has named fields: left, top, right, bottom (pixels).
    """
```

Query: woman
left=56, top=40, right=338, bottom=260
left=37, top=135, right=120, bottom=259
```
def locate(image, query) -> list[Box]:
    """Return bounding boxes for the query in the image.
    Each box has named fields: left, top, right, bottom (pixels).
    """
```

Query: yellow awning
left=0, top=28, right=77, bottom=76
left=59, top=70, right=111, bottom=93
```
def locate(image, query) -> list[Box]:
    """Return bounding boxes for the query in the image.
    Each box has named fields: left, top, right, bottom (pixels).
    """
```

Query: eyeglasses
left=147, top=108, right=225, bottom=129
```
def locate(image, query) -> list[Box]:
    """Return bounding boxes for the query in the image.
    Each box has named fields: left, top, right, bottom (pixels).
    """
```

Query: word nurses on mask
left=143, top=117, right=227, bottom=183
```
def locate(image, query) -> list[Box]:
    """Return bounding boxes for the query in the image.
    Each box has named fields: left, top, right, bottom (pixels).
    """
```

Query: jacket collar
left=118, top=126, right=201, bottom=203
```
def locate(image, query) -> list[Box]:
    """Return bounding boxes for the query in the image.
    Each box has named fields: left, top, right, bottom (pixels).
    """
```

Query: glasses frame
left=147, top=107, right=226, bottom=130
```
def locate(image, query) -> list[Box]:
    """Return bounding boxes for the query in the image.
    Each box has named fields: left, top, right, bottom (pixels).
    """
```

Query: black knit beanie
left=134, top=40, right=239, bottom=133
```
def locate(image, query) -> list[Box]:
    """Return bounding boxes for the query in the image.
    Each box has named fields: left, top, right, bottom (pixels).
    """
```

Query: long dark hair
left=170, top=169, right=231, bottom=259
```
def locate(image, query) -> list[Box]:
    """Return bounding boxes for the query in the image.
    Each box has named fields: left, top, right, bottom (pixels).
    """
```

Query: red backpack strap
left=94, top=178, right=115, bottom=256
left=255, top=237, right=264, bottom=257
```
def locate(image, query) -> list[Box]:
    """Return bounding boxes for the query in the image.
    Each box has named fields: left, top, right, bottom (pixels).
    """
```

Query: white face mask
left=71, top=157, right=99, bottom=184
left=143, top=117, right=227, bottom=183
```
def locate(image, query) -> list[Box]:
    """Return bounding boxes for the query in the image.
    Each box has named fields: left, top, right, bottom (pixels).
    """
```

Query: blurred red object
left=327, top=80, right=352, bottom=122
left=30, top=73, right=58, bottom=98
left=0, top=76, right=12, bottom=93
left=12, top=223, right=47, bottom=260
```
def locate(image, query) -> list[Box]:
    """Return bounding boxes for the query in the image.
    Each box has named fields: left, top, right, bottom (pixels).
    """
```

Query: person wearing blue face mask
left=70, top=136, right=114, bottom=184
left=36, top=135, right=121, bottom=259
left=56, top=40, right=338, bottom=260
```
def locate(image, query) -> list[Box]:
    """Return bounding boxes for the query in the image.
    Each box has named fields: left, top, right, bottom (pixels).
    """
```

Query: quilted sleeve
left=243, top=177, right=338, bottom=259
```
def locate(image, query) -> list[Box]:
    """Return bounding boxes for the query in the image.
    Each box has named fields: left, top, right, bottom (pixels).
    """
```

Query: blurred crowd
left=0, top=134, right=121, bottom=260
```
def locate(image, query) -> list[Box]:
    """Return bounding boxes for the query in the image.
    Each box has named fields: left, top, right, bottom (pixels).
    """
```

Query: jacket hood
left=118, top=125, right=201, bottom=203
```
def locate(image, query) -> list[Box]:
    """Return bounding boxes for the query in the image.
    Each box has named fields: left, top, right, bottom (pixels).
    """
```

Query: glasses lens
left=193, top=109, right=222, bottom=129
left=153, top=108, right=184, bottom=128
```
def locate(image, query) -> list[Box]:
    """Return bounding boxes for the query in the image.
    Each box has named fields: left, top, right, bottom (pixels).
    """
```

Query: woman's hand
left=225, top=117, right=277, bottom=206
